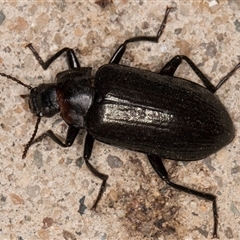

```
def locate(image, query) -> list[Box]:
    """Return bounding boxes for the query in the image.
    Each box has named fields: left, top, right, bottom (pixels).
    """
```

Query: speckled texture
left=0, top=1, right=239, bottom=240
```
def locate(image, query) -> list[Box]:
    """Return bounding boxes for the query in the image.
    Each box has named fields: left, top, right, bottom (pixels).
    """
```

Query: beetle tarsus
left=215, top=61, right=240, bottom=91
left=148, top=154, right=218, bottom=238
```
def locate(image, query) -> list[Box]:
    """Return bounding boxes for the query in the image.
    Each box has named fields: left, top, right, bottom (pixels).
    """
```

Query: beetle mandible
left=0, top=7, right=239, bottom=238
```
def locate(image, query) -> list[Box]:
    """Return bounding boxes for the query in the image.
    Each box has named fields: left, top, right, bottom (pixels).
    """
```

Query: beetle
left=0, top=7, right=239, bottom=238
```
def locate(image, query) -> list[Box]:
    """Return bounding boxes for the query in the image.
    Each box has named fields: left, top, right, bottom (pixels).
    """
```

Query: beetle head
left=29, top=83, right=60, bottom=118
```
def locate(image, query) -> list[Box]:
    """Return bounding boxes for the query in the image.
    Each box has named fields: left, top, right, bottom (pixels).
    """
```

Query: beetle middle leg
left=160, top=55, right=240, bottom=93
left=148, top=154, right=218, bottom=238
left=109, top=6, right=173, bottom=64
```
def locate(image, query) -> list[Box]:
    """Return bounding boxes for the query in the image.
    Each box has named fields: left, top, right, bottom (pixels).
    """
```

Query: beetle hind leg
left=147, top=154, right=218, bottom=238
left=84, top=133, right=109, bottom=210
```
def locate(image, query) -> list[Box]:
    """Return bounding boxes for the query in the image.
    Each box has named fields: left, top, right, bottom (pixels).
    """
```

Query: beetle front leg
left=84, top=133, right=108, bottom=211
left=29, top=125, right=80, bottom=148
left=109, top=6, right=173, bottom=64
left=26, top=43, right=80, bottom=69
left=22, top=125, right=80, bottom=158
left=148, top=154, right=218, bottom=238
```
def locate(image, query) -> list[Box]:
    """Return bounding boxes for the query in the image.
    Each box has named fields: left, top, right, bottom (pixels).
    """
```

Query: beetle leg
left=160, top=55, right=240, bottom=93
left=29, top=125, right=80, bottom=147
left=148, top=154, right=218, bottom=238
left=159, top=55, right=182, bottom=75
left=26, top=43, right=80, bottom=69
left=84, top=133, right=109, bottom=211
left=215, top=61, right=240, bottom=91
left=109, top=6, right=173, bottom=64
left=160, top=55, right=217, bottom=93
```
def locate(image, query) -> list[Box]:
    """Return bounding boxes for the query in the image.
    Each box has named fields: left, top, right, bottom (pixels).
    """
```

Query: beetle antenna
left=0, top=73, right=32, bottom=90
left=22, top=116, right=41, bottom=159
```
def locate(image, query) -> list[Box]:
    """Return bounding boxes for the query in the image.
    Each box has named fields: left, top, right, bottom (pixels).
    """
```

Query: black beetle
left=0, top=7, right=239, bottom=238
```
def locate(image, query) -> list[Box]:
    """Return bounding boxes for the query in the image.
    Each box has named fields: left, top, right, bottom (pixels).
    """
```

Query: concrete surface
left=0, top=1, right=240, bottom=239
